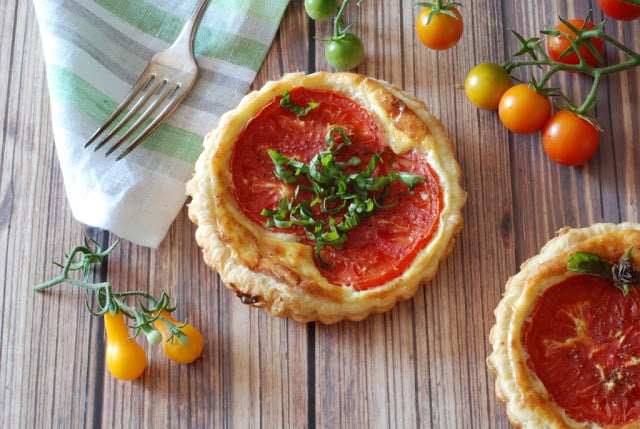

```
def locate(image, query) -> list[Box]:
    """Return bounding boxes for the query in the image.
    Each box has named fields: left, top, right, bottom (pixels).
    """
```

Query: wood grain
left=2, top=0, right=639, bottom=428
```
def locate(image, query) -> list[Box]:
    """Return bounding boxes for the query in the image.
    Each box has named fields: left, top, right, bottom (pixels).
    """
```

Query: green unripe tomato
left=304, top=0, right=339, bottom=21
left=325, top=33, right=365, bottom=70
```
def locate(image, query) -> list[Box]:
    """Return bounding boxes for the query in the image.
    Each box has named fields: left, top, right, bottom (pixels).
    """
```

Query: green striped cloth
left=33, top=0, right=290, bottom=247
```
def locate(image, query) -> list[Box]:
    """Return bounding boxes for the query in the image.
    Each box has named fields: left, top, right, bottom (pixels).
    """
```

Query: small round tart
left=186, top=72, right=465, bottom=323
left=488, top=222, right=640, bottom=428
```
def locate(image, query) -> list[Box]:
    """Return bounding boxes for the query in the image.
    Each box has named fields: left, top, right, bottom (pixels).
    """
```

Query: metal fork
left=85, top=0, right=210, bottom=160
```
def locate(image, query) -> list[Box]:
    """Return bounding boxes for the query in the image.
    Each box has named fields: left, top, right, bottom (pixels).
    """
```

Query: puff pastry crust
left=186, top=71, right=465, bottom=323
left=488, top=222, right=640, bottom=428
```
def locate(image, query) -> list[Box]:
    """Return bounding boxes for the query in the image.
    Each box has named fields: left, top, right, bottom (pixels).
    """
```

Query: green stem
left=33, top=236, right=185, bottom=342
left=333, top=0, right=351, bottom=39
left=577, top=72, right=602, bottom=114
left=34, top=276, right=109, bottom=292
left=504, top=22, right=640, bottom=118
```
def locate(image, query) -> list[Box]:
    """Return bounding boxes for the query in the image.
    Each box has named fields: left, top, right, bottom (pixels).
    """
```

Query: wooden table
left=2, top=1, right=639, bottom=427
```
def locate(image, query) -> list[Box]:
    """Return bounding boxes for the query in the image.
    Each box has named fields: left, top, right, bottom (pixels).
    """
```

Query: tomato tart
left=488, top=222, right=640, bottom=428
left=186, top=72, right=465, bottom=323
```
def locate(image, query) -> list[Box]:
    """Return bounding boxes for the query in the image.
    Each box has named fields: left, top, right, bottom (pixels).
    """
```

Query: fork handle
left=173, top=0, right=210, bottom=54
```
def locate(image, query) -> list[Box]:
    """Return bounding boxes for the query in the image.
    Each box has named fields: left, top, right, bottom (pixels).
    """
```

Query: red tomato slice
left=523, top=274, right=640, bottom=426
left=230, top=87, right=442, bottom=290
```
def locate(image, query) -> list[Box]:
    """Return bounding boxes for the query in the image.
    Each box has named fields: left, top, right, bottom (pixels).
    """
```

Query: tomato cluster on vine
left=465, top=8, right=640, bottom=167
left=34, top=237, right=204, bottom=381
left=304, top=0, right=366, bottom=70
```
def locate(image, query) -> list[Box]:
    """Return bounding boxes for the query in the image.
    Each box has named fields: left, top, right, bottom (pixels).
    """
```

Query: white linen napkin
left=33, top=0, right=290, bottom=247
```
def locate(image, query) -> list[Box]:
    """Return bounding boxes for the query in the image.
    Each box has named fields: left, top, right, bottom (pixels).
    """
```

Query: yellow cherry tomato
left=104, top=311, right=146, bottom=381
left=465, top=63, right=513, bottom=110
left=154, top=311, right=204, bottom=364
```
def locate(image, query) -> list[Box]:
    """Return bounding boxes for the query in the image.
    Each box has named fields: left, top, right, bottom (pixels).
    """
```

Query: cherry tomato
left=104, top=311, right=146, bottom=381
left=598, top=0, right=640, bottom=20
left=415, top=5, right=463, bottom=50
left=542, top=110, right=600, bottom=166
left=325, top=32, right=365, bottom=70
left=498, top=84, right=552, bottom=134
left=546, top=19, right=605, bottom=67
left=464, top=63, right=513, bottom=110
left=154, top=311, right=204, bottom=364
left=304, top=0, right=339, bottom=21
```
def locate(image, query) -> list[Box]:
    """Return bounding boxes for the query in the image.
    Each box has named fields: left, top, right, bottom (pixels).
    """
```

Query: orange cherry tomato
left=546, top=19, right=605, bottom=67
left=498, top=84, right=552, bottom=134
left=542, top=110, right=600, bottom=166
left=154, top=311, right=204, bottom=364
left=415, top=5, right=463, bottom=50
left=104, top=311, right=146, bottom=381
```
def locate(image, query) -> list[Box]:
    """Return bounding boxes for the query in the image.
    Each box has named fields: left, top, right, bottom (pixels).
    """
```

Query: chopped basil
left=261, top=126, right=425, bottom=262
left=279, top=90, right=319, bottom=117
left=568, top=247, right=640, bottom=295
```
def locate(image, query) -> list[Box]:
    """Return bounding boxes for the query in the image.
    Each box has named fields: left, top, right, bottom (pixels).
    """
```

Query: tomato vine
left=34, top=236, right=203, bottom=380
left=503, top=12, right=640, bottom=124
left=465, top=10, right=640, bottom=165
left=306, top=0, right=368, bottom=70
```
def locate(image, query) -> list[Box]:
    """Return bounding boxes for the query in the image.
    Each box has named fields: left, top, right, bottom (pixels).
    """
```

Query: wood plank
left=2, top=0, right=640, bottom=428
left=0, top=1, right=101, bottom=428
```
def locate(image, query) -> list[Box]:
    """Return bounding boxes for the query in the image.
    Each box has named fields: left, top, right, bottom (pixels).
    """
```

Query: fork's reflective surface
left=85, top=0, right=209, bottom=160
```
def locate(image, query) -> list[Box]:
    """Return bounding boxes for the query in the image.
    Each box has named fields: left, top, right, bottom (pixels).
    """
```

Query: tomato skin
left=464, top=63, right=513, bottom=110
left=154, top=311, right=204, bottom=364
left=546, top=19, right=605, bottom=67
left=598, top=0, right=640, bottom=20
left=542, top=110, right=600, bottom=166
left=498, top=84, right=552, bottom=134
left=416, top=6, right=463, bottom=50
left=104, top=311, right=146, bottom=381
left=304, top=0, right=339, bottom=21
left=324, top=32, right=365, bottom=70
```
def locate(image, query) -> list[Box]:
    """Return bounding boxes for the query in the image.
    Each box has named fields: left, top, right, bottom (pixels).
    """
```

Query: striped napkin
left=33, top=0, right=290, bottom=247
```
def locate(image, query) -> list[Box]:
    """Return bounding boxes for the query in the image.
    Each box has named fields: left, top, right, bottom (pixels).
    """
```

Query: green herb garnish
left=568, top=247, right=640, bottom=295
left=280, top=90, right=319, bottom=117
left=261, top=126, right=425, bottom=262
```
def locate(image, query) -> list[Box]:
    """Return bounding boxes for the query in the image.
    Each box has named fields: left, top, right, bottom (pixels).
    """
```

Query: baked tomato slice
left=231, top=87, right=442, bottom=290
left=523, top=274, right=640, bottom=426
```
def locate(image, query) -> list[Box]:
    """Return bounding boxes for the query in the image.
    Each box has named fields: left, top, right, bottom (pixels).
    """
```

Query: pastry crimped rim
left=488, top=222, right=640, bottom=428
left=186, top=71, right=466, bottom=324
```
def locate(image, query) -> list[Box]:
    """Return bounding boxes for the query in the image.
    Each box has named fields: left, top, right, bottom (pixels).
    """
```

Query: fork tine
left=85, top=72, right=157, bottom=149
left=87, top=0, right=209, bottom=159
left=103, top=80, right=180, bottom=157
left=113, top=83, right=185, bottom=161
left=92, top=75, right=166, bottom=151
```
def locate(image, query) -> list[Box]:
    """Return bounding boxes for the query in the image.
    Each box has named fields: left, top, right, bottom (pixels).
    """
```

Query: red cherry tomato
left=598, top=0, right=640, bottom=20
left=546, top=19, right=605, bottom=67
left=542, top=110, right=601, bottom=166
left=498, top=84, right=552, bottom=134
